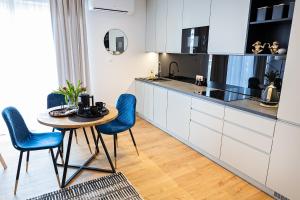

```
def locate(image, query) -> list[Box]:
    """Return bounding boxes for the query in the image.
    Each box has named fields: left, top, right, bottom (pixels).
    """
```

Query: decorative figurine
left=267, top=41, right=280, bottom=54
left=252, top=41, right=266, bottom=54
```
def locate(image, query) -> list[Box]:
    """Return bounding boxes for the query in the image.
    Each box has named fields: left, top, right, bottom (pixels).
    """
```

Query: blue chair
left=47, top=93, right=92, bottom=154
left=2, top=107, right=63, bottom=194
left=95, top=94, right=139, bottom=168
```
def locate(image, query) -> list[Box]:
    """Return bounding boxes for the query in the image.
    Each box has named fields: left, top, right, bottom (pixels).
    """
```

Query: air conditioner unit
left=89, top=0, right=135, bottom=15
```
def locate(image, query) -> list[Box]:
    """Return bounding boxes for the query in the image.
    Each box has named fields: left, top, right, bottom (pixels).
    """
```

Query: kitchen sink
left=146, top=77, right=170, bottom=82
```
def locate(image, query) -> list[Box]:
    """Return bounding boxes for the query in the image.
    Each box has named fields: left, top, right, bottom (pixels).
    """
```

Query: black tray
left=77, top=108, right=109, bottom=118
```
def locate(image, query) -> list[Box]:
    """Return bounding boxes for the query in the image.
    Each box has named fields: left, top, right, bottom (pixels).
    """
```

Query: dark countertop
left=135, top=78, right=278, bottom=120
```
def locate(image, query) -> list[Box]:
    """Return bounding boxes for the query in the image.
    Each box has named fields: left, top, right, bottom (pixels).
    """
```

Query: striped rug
left=28, top=172, right=143, bottom=200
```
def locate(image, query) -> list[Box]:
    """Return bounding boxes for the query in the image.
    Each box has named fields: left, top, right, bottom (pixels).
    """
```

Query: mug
left=96, top=102, right=106, bottom=110
left=90, top=106, right=99, bottom=115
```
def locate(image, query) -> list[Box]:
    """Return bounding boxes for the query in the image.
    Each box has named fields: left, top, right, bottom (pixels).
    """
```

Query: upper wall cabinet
left=277, top=1, right=300, bottom=125
left=145, top=0, right=157, bottom=52
left=182, top=0, right=211, bottom=28
left=155, top=0, right=168, bottom=52
left=166, top=0, right=184, bottom=53
left=208, top=0, right=251, bottom=54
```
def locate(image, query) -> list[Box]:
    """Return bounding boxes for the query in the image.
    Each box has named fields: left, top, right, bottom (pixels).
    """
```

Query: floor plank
left=0, top=117, right=272, bottom=199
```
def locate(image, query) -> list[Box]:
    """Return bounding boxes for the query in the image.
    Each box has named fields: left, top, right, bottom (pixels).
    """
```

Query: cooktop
left=195, top=90, right=249, bottom=102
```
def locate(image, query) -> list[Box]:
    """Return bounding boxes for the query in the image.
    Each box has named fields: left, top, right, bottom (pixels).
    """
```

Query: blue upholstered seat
left=47, top=93, right=66, bottom=131
left=95, top=93, right=138, bottom=168
left=96, top=94, right=136, bottom=134
left=47, top=93, right=66, bottom=109
left=2, top=107, right=63, bottom=194
left=2, top=107, right=63, bottom=151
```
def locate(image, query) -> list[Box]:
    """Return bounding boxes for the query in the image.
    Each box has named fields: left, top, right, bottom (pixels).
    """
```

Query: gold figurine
left=267, top=41, right=280, bottom=54
left=252, top=41, right=266, bottom=54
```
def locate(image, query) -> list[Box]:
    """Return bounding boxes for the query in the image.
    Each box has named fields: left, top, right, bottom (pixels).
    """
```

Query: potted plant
left=264, top=70, right=280, bottom=85
left=53, top=80, right=86, bottom=108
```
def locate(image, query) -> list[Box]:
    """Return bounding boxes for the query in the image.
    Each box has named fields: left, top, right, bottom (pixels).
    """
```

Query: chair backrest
left=47, top=93, right=66, bottom=109
left=2, top=107, right=31, bottom=150
left=116, top=94, right=136, bottom=127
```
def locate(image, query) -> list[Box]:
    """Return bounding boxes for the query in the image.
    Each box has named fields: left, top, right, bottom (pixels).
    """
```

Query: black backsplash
left=159, top=53, right=286, bottom=96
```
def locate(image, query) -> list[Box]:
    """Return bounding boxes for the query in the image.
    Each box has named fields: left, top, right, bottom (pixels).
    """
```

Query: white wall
left=85, top=0, right=158, bottom=105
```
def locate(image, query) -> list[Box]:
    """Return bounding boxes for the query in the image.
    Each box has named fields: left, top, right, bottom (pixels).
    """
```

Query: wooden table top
left=37, top=105, right=118, bottom=129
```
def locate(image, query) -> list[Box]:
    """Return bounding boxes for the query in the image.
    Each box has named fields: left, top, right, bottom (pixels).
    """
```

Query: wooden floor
left=0, top=117, right=272, bottom=200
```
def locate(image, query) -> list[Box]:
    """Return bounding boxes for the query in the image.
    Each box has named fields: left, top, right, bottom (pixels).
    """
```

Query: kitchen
left=0, top=0, right=299, bottom=199
left=136, top=0, right=299, bottom=199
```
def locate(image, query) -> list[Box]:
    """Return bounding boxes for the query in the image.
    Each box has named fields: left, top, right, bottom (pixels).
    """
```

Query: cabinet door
left=156, top=0, right=168, bottom=52
left=208, top=0, right=250, bottom=54
left=190, top=121, right=222, bottom=158
left=166, top=0, right=183, bottom=53
left=135, top=81, right=144, bottom=115
left=182, top=0, right=211, bottom=28
left=146, top=0, right=157, bottom=52
left=143, top=83, right=154, bottom=121
left=277, top=1, right=300, bottom=125
left=167, top=90, right=191, bottom=141
left=153, top=86, right=168, bottom=129
left=267, top=121, right=300, bottom=200
left=220, top=136, right=269, bottom=185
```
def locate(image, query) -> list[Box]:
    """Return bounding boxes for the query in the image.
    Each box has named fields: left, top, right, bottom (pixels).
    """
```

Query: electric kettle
left=261, top=82, right=280, bottom=105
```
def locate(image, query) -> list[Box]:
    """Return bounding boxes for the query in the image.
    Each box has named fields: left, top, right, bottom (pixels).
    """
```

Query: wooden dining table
left=37, top=105, right=118, bottom=188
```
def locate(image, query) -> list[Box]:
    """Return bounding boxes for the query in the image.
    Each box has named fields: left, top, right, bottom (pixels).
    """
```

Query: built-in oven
left=181, top=26, right=209, bottom=54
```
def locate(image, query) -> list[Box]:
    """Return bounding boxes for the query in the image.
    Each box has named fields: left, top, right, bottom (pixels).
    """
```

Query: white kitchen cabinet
left=224, top=107, right=276, bottom=137
left=143, top=83, right=154, bottom=121
left=135, top=81, right=144, bottom=116
left=223, top=121, right=273, bottom=154
left=145, top=0, right=157, bottom=52
left=267, top=121, right=300, bottom=200
left=190, top=121, right=222, bottom=158
left=166, top=0, right=183, bottom=53
left=182, top=0, right=211, bottom=28
left=208, top=0, right=251, bottom=54
left=220, top=136, right=269, bottom=185
left=167, top=90, right=191, bottom=141
left=153, top=86, right=168, bottom=129
left=277, top=1, right=300, bottom=125
left=155, top=0, right=168, bottom=52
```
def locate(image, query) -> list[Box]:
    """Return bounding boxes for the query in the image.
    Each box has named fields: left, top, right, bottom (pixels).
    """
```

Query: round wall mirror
left=104, top=29, right=128, bottom=55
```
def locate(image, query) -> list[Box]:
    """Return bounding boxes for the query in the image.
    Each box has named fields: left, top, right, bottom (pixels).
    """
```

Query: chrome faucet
left=169, top=61, right=179, bottom=78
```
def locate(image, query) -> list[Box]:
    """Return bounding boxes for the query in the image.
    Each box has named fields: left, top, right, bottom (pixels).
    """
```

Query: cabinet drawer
left=225, top=107, right=276, bottom=137
left=192, top=98, right=225, bottom=119
left=191, top=109, right=223, bottom=133
left=190, top=121, right=222, bottom=158
left=223, top=122, right=273, bottom=154
left=220, top=136, right=269, bottom=185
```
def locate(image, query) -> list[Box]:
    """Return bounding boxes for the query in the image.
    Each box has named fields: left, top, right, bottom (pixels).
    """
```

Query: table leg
left=61, top=129, right=73, bottom=188
left=97, top=130, right=116, bottom=173
left=90, top=127, right=99, bottom=153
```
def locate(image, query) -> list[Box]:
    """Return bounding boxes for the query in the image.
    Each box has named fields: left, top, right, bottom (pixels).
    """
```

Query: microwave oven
left=181, top=26, right=209, bottom=54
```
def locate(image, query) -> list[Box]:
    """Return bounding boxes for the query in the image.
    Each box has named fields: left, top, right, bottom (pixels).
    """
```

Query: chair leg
left=14, top=151, right=23, bottom=195
left=129, top=129, right=139, bottom=156
left=49, top=128, right=55, bottom=154
left=74, top=129, right=78, bottom=144
left=116, top=134, right=118, bottom=148
left=83, top=128, right=92, bottom=154
left=113, top=134, right=117, bottom=169
left=26, top=151, right=30, bottom=172
left=50, top=148, right=61, bottom=187
left=0, top=153, right=7, bottom=169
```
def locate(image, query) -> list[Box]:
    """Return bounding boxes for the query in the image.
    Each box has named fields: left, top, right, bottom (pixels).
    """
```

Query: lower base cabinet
left=220, top=136, right=269, bottom=185
left=153, top=86, right=168, bottom=129
left=167, top=90, right=191, bottom=141
left=266, top=121, right=300, bottom=200
left=189, top=121, right=222, bottom=158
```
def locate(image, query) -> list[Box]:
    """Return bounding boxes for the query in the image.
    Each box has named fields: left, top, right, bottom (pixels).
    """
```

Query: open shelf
left=245, top=0, right=295, bottom=54
left=250, top=17, right=292, bottom=25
